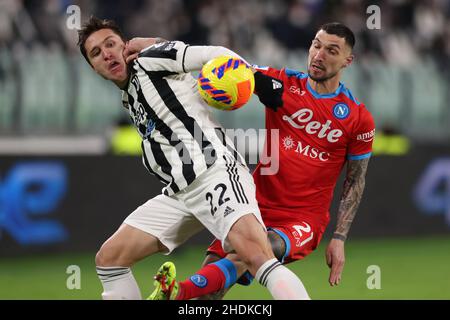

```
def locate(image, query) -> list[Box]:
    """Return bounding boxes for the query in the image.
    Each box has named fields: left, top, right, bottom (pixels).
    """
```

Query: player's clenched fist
left=123, top=37, right=162, bottom=64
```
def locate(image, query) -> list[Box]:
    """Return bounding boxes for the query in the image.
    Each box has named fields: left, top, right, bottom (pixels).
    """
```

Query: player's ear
left=343, top=54, right=354, bottom=68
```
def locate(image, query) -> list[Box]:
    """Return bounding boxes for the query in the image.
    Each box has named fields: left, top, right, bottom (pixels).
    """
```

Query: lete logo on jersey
left=282, top=108, right=343, bottom=143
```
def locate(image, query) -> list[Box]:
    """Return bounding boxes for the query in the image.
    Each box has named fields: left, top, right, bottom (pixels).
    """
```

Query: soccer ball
left=197, top=55, right=255, bottom=111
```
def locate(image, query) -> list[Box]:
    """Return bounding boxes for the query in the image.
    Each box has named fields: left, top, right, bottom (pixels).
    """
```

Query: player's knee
left=95, top=244, right=116, bottom=267
left=95, top=249, right=107, bottom=267
left=230, top=215, right=267, bottom=243
left=95, top=242, right=133, bottom=267
left=244, top=252, right=271, bottom=273
left=228, top=229, right=272, bottom=270
left=268, top=231, right=286, bottom=262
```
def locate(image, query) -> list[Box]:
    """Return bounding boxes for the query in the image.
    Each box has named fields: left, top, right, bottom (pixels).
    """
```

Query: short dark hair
left=77, top=16, right=126, bottom=65
left=318, top=22, right=355, bottom=50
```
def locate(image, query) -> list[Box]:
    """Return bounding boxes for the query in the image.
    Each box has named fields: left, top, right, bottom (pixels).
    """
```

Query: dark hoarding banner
left=0, top=156, right=185, bottom=256
left=1, top=145, right=449, bottom=256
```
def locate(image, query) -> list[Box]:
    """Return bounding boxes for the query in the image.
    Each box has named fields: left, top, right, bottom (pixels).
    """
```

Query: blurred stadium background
left=0, top=0, right=449, bottom=299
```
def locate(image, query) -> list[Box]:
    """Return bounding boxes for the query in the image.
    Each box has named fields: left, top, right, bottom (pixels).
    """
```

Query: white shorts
left=124, top=156, right=266, bottom=254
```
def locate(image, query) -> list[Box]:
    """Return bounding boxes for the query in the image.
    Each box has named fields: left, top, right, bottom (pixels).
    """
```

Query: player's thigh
left=97, top=194, right=203, bottom=266
left=96, top=223, right=163, bottom=266
left=124, top=194, right=204, bottom=255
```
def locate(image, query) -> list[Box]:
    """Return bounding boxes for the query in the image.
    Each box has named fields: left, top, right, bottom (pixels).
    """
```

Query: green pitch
left=1, top=235, right=449, bottom=299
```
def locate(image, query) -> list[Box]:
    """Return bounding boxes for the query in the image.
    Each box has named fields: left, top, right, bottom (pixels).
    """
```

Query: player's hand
left=325, top=238, right=345, bottom=286
left=123, top=37, right=158, bottom=64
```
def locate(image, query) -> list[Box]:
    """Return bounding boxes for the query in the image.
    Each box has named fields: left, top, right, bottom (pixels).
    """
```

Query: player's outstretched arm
left=123, top=36, right=249, bottom=72
left=326, top=157, right=370, bottom=286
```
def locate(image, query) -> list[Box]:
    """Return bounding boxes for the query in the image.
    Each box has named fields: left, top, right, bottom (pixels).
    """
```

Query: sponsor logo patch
left=224, top=206, right=235, bottom=217
left=357, top=129, right=376, bottom=142
left=272, top=79, right=283, bottom=90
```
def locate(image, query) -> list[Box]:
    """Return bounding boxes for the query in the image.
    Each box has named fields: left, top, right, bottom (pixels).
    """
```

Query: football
left=197, top=55, right=255, bottom=111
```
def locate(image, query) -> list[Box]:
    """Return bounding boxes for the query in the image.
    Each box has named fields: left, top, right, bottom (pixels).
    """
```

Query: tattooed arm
left=326, top=157, right=370, bottom=286
left=334, top=158, right=370, bottom=240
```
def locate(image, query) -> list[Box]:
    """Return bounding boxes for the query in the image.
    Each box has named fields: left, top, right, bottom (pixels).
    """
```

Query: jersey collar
left=306, top=79, right=344, bottom=99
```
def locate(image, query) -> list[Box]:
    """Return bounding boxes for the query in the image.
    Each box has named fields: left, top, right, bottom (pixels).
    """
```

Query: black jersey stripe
left=228, top=157, right=246, bottom=204
left=148, top=137, right=180, bottom=194
left=134, top=85, right=196, bottom=189
left=224, top=155, right=244, bottom=204
left=128, top=92, right=167, bottom=185
left=128, top=93, right=169, bottom=186
left=141, top=141, right=170, bottom=185
left=227, top=163, right=242, bottom=204
left=125, top=91, right=150, bottom=136
left=142, top=70, right=178, bottom=78
left=232, top=164, right=249, bottom=204
left=145, top=73, right=218, bottom=168
left=181, top=45, right=189, bottom=73
left=139, top=44, right=178, bottom=60
left=224, top=155, right=240, bottom=203
left=214, top=127, right=240, bottom=163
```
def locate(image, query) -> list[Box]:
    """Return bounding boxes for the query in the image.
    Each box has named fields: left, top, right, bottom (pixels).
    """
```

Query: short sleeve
left=135, top=41, right=189, bottom=74
left=347, top=105, right=376, bottom=160
left=253, top=65, right=284, bottom=80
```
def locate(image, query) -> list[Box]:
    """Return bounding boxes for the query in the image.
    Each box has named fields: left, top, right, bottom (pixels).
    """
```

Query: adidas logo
left=224, top=206, right=235, bottom=217
left=272, top=80, right=282, bottom=90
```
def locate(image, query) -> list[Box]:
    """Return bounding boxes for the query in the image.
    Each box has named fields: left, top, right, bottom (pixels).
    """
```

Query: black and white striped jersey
left=121, top=41, right=246, bottom=196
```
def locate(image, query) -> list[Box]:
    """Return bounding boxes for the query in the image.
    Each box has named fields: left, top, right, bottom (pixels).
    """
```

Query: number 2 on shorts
left=293, top=222, right=314, bottom=247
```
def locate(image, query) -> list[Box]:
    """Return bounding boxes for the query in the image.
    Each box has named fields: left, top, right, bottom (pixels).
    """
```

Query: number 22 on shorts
left=205, top=183, right=230, bottom=216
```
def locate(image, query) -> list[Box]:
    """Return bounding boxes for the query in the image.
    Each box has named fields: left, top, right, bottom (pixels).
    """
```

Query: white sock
left=255, top=258, right=310, bottom=300
left=96, top=266, right=142, bottom=300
